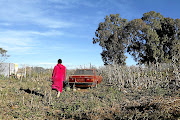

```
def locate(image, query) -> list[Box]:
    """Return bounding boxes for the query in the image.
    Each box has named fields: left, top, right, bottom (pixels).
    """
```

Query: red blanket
left=51, top=64, right=66, bottom=92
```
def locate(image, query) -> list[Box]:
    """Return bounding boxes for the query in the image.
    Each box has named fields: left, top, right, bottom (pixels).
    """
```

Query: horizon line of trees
left=93, top=11, right=180, bottom=66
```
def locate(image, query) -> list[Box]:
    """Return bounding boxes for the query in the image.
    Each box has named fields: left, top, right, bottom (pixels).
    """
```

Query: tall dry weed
left=101, top=62, right=179, bottom=92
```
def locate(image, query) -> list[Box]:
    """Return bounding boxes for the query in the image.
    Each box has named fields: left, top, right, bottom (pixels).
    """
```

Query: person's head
left=58, top=59, right=62, bottom=64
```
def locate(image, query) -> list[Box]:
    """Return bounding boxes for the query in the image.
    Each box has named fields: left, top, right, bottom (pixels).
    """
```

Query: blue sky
left=0, top=0, right=179, bottom=69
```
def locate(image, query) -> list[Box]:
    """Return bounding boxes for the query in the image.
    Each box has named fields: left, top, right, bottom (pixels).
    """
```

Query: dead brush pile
left=96, top=62, right=180, bottom=119
left=0, top=63, right=179, bottom=119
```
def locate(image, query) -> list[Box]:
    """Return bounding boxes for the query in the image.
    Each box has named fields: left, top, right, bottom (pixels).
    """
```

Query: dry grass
left=0, top=63, right=179, bottom=119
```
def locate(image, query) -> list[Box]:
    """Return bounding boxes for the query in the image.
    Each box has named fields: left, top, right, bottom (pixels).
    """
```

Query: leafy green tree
left=126, top=11, right=163, bottom=64
left=126, top=11, right=179, bottom=65
left=93, top=14, right=128, bottom=65
left=93, top=11, right=179, bottom=65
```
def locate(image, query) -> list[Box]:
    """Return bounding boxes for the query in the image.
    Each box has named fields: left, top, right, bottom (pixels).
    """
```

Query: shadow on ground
left=19, top=88, right=44, bottom=98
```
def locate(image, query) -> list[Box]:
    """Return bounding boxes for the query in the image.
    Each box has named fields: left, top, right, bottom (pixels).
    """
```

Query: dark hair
left=58, top=59, right=62, bottom=64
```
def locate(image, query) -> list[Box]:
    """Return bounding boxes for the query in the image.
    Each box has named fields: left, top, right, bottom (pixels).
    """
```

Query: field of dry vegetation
left=0, top=63, right=179, bottom=120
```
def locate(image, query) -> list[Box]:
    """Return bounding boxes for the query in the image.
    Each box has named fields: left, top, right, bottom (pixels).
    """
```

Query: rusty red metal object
left=68, top=69, right=102, bottom=88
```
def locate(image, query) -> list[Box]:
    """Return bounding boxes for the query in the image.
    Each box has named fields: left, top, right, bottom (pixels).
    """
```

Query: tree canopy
left=93, top=11, right=180, bottom=65
left=93, top=14, right=128, bottom=65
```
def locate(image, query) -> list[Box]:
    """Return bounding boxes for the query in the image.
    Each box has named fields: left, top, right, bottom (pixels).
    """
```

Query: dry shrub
left=101, top=62, right=179, bottom=92
left=0, top=62, right=179, bottom=119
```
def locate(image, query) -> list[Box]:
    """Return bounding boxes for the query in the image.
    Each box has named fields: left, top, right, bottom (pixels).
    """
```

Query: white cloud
left=0, top=29, right=66, bottom=55
left=0, top=30, right=36, bottom=54
left=25, top=30, right=64, bottom=36
left=0, top=44, right=34, bottom=55
left=0, top=38, right=33, bottom=46
left=0, top=22, right=11, bottom=26
left=32, top=18, right=74, bottom=28
left=0, top=29, right=64, bottom=37
left=0, top=0, right=75, bottom=28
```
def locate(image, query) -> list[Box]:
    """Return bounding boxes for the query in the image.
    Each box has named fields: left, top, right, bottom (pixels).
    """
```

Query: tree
left=127, top=11, right=179, bottom=64
left=0, top=48, right=8, bottom=62
left=126, top=11, right=163, bottom=64
left=93, top=14, right=128, bottom=65
left=93, top=11, right=179, bottom=65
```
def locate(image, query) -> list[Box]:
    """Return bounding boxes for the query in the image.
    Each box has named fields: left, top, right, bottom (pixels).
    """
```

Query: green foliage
left=127, top=11, right=179, bottom=65
left=93, top=14, right=128, bottom=65
left=94, top=11, right=180, bottom=65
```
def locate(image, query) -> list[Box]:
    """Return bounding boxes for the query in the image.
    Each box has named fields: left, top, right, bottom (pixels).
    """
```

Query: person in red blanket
left=51, top=59, right=66, bottom=98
